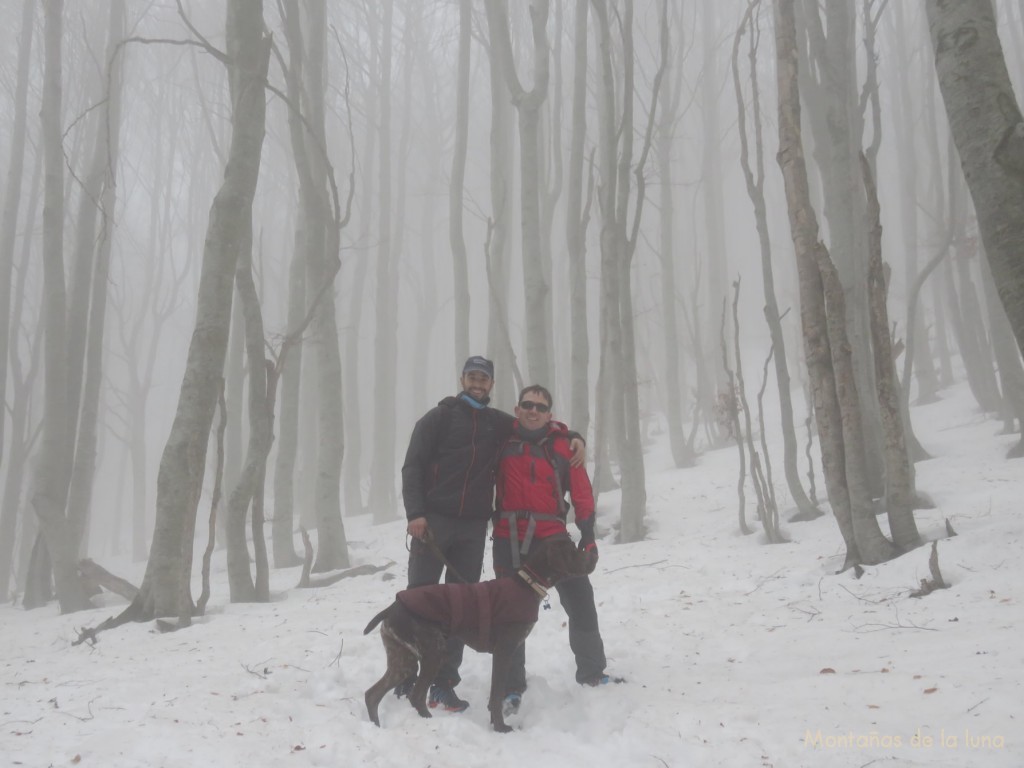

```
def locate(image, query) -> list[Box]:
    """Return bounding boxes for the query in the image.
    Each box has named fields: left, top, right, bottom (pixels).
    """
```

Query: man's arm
left=566, top=448, right=597, bottom=556
left=401, top=407, right=445, bottom=529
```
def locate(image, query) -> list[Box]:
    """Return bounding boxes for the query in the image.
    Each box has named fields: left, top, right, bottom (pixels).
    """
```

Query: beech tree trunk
left=486, top=0, right=554, bottom=386
left=0, top=0, right=35, bottom=474
left=774, top=0, right=896, bottom=568
left=28, top=0, right=93, bottom=613
left=565, top=0, right=591, bottom=439
left=486, top=6, right=516, bottom=409
left=132, top=0, right=271, bottom=619
left=450, top=0, right=471, bottom=367
left=369, top=0, right=398, bottom=526
left=732, top=2, right=817, bottom=518
left=861, top=156, right=920, bottom=551
left=927, top=0, right=1024, bottom=361
left=65, top=0, right=126, bottom=558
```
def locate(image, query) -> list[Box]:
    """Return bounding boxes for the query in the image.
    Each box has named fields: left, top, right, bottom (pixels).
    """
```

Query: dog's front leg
left=488, top=628, right=529, bottom=733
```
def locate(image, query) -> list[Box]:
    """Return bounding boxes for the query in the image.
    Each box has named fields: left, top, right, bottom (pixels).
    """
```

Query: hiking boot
left=428, top=684, right=470, bottom=712
left=580, top=673, right=626, bottom=687
left=502, top=692, right=522, bottom=717
left=393, top=675, right=416, bottom=698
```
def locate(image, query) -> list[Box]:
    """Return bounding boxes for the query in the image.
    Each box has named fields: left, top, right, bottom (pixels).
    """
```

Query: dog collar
left=516, top=567, right=549, bottom=599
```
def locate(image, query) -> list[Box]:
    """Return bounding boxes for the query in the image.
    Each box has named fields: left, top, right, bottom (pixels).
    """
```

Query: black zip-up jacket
left=401, top=395, right=515, bottom=522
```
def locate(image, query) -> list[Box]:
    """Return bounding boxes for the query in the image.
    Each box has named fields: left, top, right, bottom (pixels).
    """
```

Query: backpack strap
left=500, top=510, right=565, bottom=568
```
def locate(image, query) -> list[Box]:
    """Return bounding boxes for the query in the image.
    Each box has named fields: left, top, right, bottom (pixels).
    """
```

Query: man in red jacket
left=493, top=384, right=613, bottom=714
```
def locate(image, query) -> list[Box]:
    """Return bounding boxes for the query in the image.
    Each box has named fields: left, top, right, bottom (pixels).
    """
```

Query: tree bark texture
left=0, top=0, right=35, bottom=473
left=135, top=0, right=271, bottom=618
left=370, top=0, right=398, bottom=526
left=28, top=0, right=93, bottom=613
left=450, top=0, right=471, bottom=367
left=0, top=0, right=37, bottom=599
left=774, top=0, right=896, bottom=568
left=732, top=1, right=816, bottom=517
left=861, top=155, right=920, bottom=551
left=798, top=0, right=885, bottom=497
left=927, top=0, right=1024, bottom=359
left=486, top=0, right=554, bottom=386
left=565, top=0, right=590, bottom=441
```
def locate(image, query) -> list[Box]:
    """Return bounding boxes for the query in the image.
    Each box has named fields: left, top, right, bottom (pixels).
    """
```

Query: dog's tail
left=363, top=603, right=394, bottom=635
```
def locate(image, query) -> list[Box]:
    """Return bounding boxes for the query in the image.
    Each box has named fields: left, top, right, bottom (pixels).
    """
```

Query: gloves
left=578, top=520, right=598, bottom=564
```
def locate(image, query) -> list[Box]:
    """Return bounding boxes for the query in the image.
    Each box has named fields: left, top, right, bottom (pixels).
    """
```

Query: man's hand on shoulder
left=569, top=436, right=586, bottom=468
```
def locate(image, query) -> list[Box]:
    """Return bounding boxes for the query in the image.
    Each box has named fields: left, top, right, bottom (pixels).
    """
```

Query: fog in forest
left=2, top=0, right=1024, bottom=613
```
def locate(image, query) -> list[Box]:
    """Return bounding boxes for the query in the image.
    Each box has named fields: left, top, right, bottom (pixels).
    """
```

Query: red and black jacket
left=401, top=395, right=514, bottom=522
left=493, top=422, right=596, bottom=542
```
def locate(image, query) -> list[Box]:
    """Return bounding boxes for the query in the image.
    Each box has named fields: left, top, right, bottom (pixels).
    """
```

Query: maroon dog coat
left=395, top=578, right=539, bottom=653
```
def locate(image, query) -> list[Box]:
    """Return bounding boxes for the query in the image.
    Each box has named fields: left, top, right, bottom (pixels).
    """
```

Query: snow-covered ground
left=2, top=382, right=1021, bottom=767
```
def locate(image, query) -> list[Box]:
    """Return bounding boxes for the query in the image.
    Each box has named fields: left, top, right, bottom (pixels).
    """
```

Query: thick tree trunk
left=774, top=0, right=896, bottom=569
left=927, top=0, right=1024, bottom=359
left=980, top=252, right=1024, bottom=453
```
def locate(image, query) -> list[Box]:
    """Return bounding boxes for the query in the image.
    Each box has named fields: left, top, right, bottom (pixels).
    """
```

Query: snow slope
left=2, top=383, right=1021, bottom=767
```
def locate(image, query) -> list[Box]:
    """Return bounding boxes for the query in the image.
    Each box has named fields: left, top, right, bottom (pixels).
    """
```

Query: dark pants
left=406, top=515, right=488, bottom=688
left=493, top=534, right=606, bottom=694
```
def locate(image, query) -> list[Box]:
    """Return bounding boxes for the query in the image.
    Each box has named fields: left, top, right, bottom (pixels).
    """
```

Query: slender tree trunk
left=131, top=0, right=271, bottom=618
left=370, top=0, right=398, bottom=526
left=340, top=5, right=379, bottom=520
left=27, top=0, right=92, bottom=613
left=0, top=151, right=43, bottom=600
left=450, top=0, right=471, bottom=366
left=591, top=0, right=623, bottom=496
left=861, top=156, right=920, bottom=551
left=224, top=289, right=245, bottom=507
left=486, top=0, right=553, bottom=386
left=702, top=2, right=729, bottom=403
left=732, top=2, right=817, bottom=518
left=0, top=0, right=35, bottom=472
left=66, top=0, right=126, bottom=558
left=566, top=0, right=591, bottom=440
left=486, top=11, right=516, bottom=409
left=657, top=2, right=690, bottom=469
left=890, top=2, right=940, bottom=406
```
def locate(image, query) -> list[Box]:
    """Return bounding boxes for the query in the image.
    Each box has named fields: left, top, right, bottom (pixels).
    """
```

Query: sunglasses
left=518, top=400, right=551, bottom=413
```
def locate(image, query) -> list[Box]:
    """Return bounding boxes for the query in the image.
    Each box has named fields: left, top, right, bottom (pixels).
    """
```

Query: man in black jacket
left=400, top=356, right=583, bottom=712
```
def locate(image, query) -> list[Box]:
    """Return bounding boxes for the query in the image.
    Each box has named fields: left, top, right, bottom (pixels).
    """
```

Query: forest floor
left=2, top=381, right=1022, bottom=767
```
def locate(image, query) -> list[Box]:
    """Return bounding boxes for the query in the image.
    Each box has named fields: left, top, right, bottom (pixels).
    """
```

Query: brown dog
left=363, top=536, right=596, bottom=732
